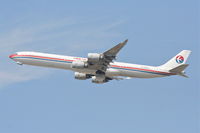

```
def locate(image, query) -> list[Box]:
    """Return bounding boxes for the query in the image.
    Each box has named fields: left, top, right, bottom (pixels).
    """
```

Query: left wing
left=87, top=39, right=128, bottom=74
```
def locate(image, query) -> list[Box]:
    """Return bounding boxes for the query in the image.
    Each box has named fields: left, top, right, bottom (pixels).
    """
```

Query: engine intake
left=88, top=53, right=104, bottom=62
left=71, top=61, right=88, bottom=69
left=75, top=72, right=91, bottom=80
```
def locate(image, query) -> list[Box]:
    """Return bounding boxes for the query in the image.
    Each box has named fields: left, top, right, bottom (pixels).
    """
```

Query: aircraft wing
left=103, top=39, right=128, bottom=61
left=87, top=39, right=128, bottom=74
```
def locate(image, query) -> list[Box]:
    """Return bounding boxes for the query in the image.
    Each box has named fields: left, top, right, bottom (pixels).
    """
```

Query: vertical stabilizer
left=160, top=50, right=191, bottom=70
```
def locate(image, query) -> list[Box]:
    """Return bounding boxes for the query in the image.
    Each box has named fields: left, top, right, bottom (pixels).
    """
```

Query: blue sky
left=0, top=0, right=199, bottom=133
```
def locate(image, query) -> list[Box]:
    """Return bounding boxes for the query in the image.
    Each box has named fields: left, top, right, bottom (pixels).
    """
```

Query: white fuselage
left=9, top=52, right=174, bottom=78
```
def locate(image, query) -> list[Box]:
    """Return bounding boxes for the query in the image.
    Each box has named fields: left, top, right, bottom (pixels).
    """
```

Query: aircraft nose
left=9, top=54, right=17, bottom=59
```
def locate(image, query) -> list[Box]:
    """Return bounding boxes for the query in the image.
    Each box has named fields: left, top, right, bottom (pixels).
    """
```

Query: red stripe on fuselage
left=13, top=55, right=74, bottom=62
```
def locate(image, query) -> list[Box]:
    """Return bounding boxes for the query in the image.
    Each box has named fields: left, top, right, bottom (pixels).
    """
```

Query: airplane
left=9, top=40, right=191, bottom=84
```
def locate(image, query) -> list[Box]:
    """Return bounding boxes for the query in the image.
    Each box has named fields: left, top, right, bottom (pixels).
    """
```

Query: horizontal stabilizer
left=177, top=72, right=189, bottom=78
left=169, top=64, right=189, bottom=78
left=169, top=64, right=189, bottom=73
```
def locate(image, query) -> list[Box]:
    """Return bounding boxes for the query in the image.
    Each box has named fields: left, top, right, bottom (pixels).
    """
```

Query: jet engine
left=74, top=72, right=91, bottom=80
left=71, top=61, right=88, bottom=69
left=88, top=53, right=104, bottom=62
left=91, top=75, right=108, bottom=84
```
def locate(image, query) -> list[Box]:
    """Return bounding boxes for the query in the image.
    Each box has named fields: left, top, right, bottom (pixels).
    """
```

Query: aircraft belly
left=105, top=68, right=121, bottom=77
left=71, top=68, right=96, bottom=74
left=126, top=70, right=164, bottom=78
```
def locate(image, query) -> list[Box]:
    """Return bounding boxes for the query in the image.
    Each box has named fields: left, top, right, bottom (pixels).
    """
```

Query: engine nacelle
left=74, top=72, right=90, bottom=80
left=91, top=75, right=108, bottom=84
left=88, top=53, right=104, bottom=62
left=71, top=61, right=88, bottom=69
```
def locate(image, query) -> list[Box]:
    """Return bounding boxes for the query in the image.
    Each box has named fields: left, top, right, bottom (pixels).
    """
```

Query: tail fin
left=159, top=50, right=191, bottom=77
left=160, top=50, right=191, bottom=69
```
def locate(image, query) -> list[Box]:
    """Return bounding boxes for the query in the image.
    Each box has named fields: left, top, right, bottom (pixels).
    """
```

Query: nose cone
left=9, top=54, right=17, bottom=59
